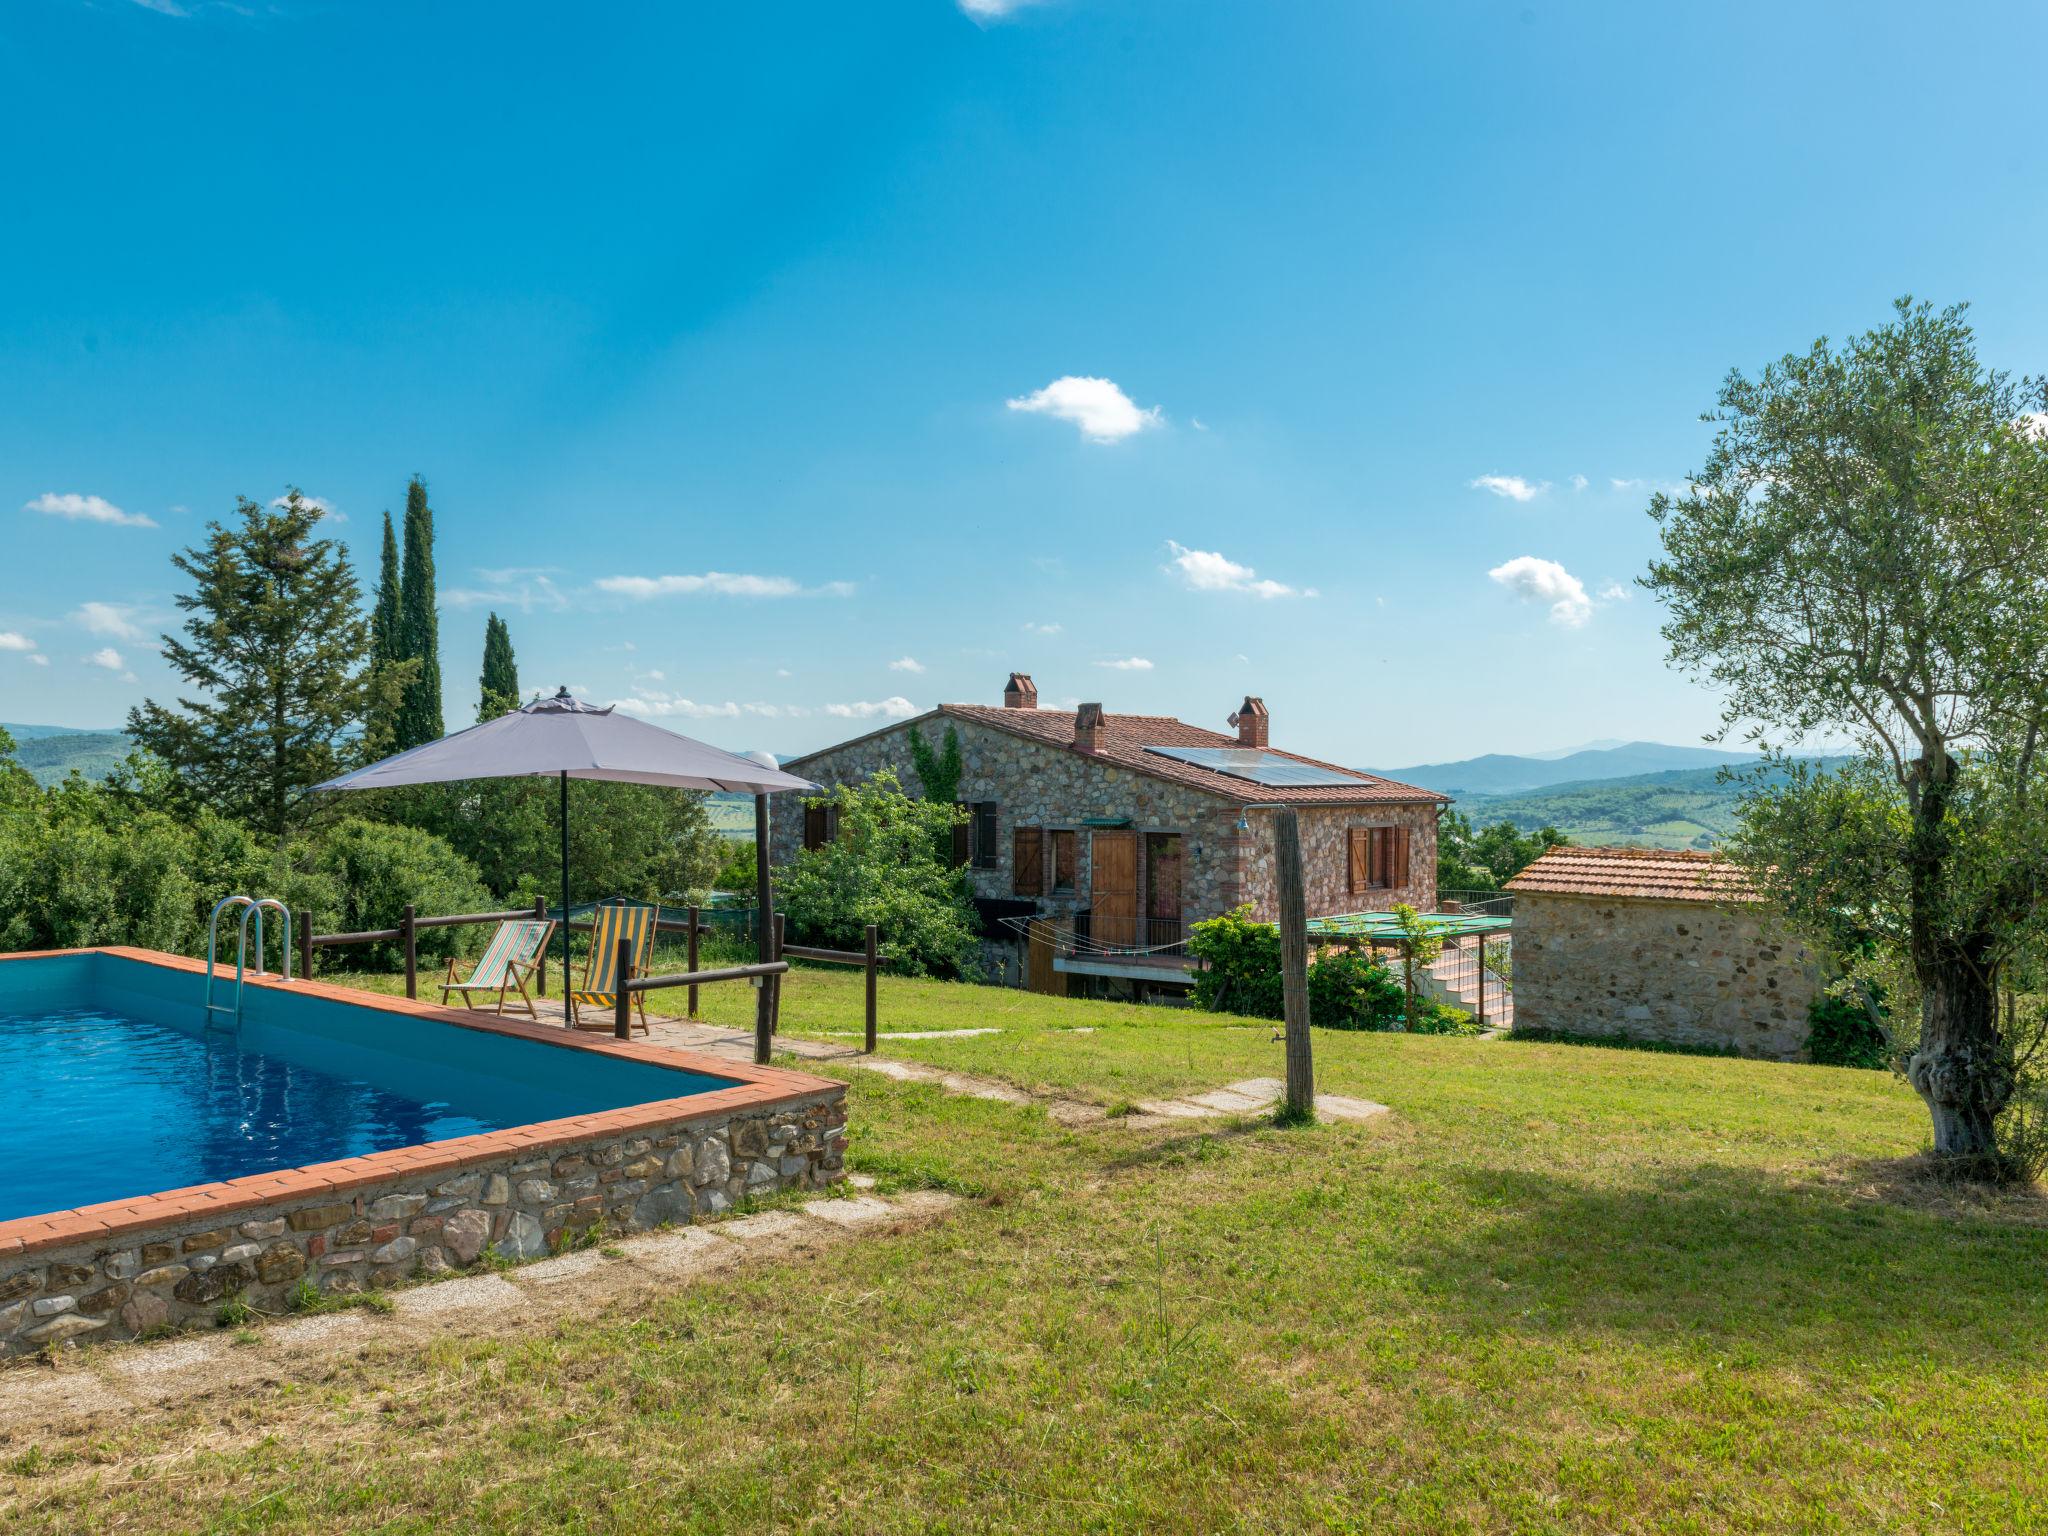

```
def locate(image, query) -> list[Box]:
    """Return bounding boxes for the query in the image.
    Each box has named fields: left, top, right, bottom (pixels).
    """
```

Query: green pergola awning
left=1306, top=911, right=1513, bottom=942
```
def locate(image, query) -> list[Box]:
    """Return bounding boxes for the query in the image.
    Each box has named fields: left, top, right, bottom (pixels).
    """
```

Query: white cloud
left=775, top=668, right=793, bottom=678
left=957, top=0, right=1041, bottom=21
left=888, top=656, right=925, bottom=674
left=72, top=601, right=145, bottom=640
left=1469, top=475, right=1548, bottom=503
left=129, top=0, right=189, bottom=14
left=30, top=654, right=48, bottom=666
left=2015, top=413, right=2048, bottom=441
left=1164, top=541, right=1314, bottom=599
left=1610, top=477, right=1696, bottom=497
left=444, top=569, right=569, bottom=613
left=88, top=647, right=125, bottom=670
left=609, top=692, right=809, bottom=721
left=24, top=492, right=157, bottom=529
left=1488, top=556, right=1592, bottom=628
left=645, top=669, right=665, bottom=682
left=1190, top=417, right=1210, bottom=432
left=0, top=631, right=38, bottom=654
left=1569, top=474, right=1589, bottom=492
left=824, top=697, right=920, bottom=720
left=1006, top=376, right=1162, bottom=444
left=271, top=492, right=345, bottom=523
left=1022, top=621, right=1062, bottom=635
left=593, top=572, right=853, bottom=601
left=1094, top=656, right=1153, bottom=671
left=1597, top=581, right=1633, bottom=603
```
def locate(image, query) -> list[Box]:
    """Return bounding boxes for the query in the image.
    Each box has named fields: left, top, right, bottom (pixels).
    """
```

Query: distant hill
left=1455, top=760, right=1846, bottom=851
left=2, top=725, right=134, bottom=787
left=1378, top=740, right=1762, bottom=797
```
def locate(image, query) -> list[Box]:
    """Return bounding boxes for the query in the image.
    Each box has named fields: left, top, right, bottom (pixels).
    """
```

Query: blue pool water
left=0, top=951, right=737, bottom=1225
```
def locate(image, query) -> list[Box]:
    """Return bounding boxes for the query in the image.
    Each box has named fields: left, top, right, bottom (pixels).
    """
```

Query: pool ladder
left=204, top=895, right=293, bottom=1028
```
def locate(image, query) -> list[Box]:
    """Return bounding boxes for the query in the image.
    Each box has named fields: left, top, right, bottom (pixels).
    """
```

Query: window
left=1013, top=828, right=1044, bottom=896
left=973, top=801, right=1000, bottom=869
left=1348, top=825, right=1412, bottom=893
left=1051, top=829, right=1077, bottom=893
left=802, top=803, right=840, bottom=851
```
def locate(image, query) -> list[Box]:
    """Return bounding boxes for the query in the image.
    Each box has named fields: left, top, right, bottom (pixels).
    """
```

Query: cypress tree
left=394, top=475, right=444, bottom=748
left=371, top=512, right=402, bottom=667
left=478, top=612, right=520, bottom=721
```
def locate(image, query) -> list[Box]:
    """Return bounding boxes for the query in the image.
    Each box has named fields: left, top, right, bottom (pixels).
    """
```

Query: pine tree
left=478, top=612, right=520, bottom=721
left=394, top=475, right=444, bottom=749
left=128, top=491, right=375, bottom=839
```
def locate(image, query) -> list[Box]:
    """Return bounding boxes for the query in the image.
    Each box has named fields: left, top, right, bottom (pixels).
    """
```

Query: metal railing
left=1437, top=889, right=1515, bottom=920
left=1430, top=935, right=1514, bottom=1027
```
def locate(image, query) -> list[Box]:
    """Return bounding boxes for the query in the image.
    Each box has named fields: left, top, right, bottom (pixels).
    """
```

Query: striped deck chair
left=567, top=901, right=657, bottom=1034
left=439, top=918, right=555, bottom=1019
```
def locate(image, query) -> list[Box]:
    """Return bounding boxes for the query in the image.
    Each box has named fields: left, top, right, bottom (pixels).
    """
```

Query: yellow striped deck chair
left=439, top=918, right=555, bottom=1019
left=568, top=901, right=657, bottom=1034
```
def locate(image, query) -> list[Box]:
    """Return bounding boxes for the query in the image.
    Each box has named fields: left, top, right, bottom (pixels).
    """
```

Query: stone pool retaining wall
left=0, top=948, right=847, bottom=1357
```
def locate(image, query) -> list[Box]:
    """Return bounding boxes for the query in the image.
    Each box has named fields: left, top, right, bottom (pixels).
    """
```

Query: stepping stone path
left=1134, top=1077, right=1389, bottom=1125
left=0, top=1178, right=957, bottom=1436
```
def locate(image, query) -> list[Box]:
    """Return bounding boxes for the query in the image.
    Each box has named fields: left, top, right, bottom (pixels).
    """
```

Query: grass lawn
left=7, top=963, right=2046, bottom=1532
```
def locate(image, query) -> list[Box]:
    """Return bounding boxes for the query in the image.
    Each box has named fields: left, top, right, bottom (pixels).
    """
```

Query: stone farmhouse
left=1506, top=845, right=1823, bottom=1059
left=769, top=674, right=1446, bottom=994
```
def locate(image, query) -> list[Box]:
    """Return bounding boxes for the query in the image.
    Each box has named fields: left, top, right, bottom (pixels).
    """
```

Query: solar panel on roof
left=1142, top=745, right=1370, bottom=787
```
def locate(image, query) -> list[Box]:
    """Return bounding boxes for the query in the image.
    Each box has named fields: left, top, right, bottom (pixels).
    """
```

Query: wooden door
left=1026, top=920, right=1069, bottom=996
left=1091, top=831, right=1138, bottom=947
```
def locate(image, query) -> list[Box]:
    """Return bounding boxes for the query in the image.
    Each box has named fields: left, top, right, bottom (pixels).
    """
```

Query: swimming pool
left=0, top=947, right=847, bottom=1354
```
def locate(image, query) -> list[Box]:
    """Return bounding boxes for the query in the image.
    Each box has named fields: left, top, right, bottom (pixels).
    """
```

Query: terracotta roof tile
left=1505, top=845, right=1760, bottom=903
left=931, top=703, right=1445, bottom=806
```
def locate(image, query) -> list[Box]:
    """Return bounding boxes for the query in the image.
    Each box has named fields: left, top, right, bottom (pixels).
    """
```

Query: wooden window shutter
left=1391, top=826, right=1411, bottom=888
left=1052, top=830, right=1077, bottom=892
left=1369, top=827, right=1391, bottom=889
left=950, top=809, right=971, bottom=868
left=1014, top=828, right=1044, bottom=896
left=974, top=802, right=1000, bottom=869
left=803, top=805, right=828, bottom=852
left=1348, top=828, right=1370, bottom=895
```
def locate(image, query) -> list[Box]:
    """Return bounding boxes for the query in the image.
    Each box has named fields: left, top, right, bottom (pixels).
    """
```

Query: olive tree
left=1646, top=299, right=2048, bottom=1177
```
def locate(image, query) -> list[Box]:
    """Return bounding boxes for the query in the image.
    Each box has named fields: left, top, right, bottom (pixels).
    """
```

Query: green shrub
left=1805, top=990, right=1889, bottom=1069
left=1405, top=1000, right=1482, bottom=1036
left=1188, top=907, right=1406, bottom=1030
left=302, top=816, right=495, bottom=967
left=775, top=770, right=980, bottom=979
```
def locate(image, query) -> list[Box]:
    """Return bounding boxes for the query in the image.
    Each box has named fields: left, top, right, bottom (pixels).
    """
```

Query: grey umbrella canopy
left=313, top=689, right=816, bottom=1039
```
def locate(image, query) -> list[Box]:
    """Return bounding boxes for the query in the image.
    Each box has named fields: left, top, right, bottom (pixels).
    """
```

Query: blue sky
left=5, top=1, right=2047, bottom=767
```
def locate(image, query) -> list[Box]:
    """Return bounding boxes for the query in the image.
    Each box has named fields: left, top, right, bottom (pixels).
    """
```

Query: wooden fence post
left=401, top=904, right=417, bottom=1000
left=770, top=912, right=786, bottom=1033
left=1476, top=933, right=1487, bottom=1028
left=1272, top=808, right=1315, bottom=1122
left=686, top=904, right=701, bottom=1020
left=864, top=923, right=879, bottom=1053
left=297, top=910, right=313, bottom=980
left=614, top=937, right=633, bottom=1041
left=753, top=793, right=774, bottom=1066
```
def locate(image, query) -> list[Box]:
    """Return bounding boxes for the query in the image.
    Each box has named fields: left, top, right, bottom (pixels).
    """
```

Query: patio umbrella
left=311, top=689, right=816, bottom=1046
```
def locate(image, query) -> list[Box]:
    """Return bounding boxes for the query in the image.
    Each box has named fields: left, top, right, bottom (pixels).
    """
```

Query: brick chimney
left=1230, top=696, right=1269, bottom=749
left=1073, top=702, right=1106, bottom=753
left=1003, top=672, right=1038, bottom=709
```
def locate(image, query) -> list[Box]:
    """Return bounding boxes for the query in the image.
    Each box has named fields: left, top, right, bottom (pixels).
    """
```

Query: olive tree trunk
left=1906, top=951, right=2013, bottom=1164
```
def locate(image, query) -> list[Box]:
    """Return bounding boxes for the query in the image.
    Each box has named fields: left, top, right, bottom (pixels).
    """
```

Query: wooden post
left=686, top=904, right=701, bottom=1020
left=401, top=904, right=417, bottom=1000
left=1271, top=807, right=1315, bottom=1122
left=770, top=912, right=786, bottom=1034
left=533, top=898, right=549, bottom=997
left=864, top=923, right=879, bottom=1053
left=753, top=793, right=774, bottom=1065
left=1476, top=933, right=1487, bottom=1028
left=296, top=910, right=313, bottom=980
left=614, top=937, right=633, bottom=1041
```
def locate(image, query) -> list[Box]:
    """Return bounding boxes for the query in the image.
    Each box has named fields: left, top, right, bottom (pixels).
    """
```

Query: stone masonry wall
left=1512, top=891, right=1821, bottom=1060
left=772, top=717, right=1441, bottom=931
left=0, top=1092, right=844, bottom=1357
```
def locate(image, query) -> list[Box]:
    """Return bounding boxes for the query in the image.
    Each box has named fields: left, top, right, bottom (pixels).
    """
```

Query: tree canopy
left=479, top=612, right=519, bottom=721
left=1646, top=298, right=2048, bottom=1177
left=394, top=476, right=444, bottom=750
left=128, top=492, right=378, bottom=840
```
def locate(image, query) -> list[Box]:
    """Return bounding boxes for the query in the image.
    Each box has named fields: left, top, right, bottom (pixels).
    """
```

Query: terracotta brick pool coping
left=0, top=946, right=846, bottom=1259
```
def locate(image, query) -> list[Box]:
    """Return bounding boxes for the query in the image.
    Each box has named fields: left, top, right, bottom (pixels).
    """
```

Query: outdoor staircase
left=1419, top=936, right=1513, bottom=1028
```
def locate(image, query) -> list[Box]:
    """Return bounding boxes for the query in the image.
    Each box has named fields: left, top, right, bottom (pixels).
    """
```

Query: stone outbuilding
left=1504, top=846, right=1823, bottom=1060
left=770, top=674, right=1446, bottom=996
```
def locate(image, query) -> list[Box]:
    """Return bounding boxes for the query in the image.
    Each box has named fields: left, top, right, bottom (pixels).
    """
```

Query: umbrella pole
left=560, top=769, right=572, bottom=1028
left=754, top=792, right=773, bottom=1064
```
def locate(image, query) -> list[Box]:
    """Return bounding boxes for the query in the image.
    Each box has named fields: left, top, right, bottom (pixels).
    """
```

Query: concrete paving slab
left=390, top=1272, right=529, bottom=1320
left=800, top=1195, right=897, bottom=1229
left=514, top=1250, right=614, bottom=1288
left=716, top=1210, right=812, bottom=1242
left=1313, top=1094, right=1390, bottom=1123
